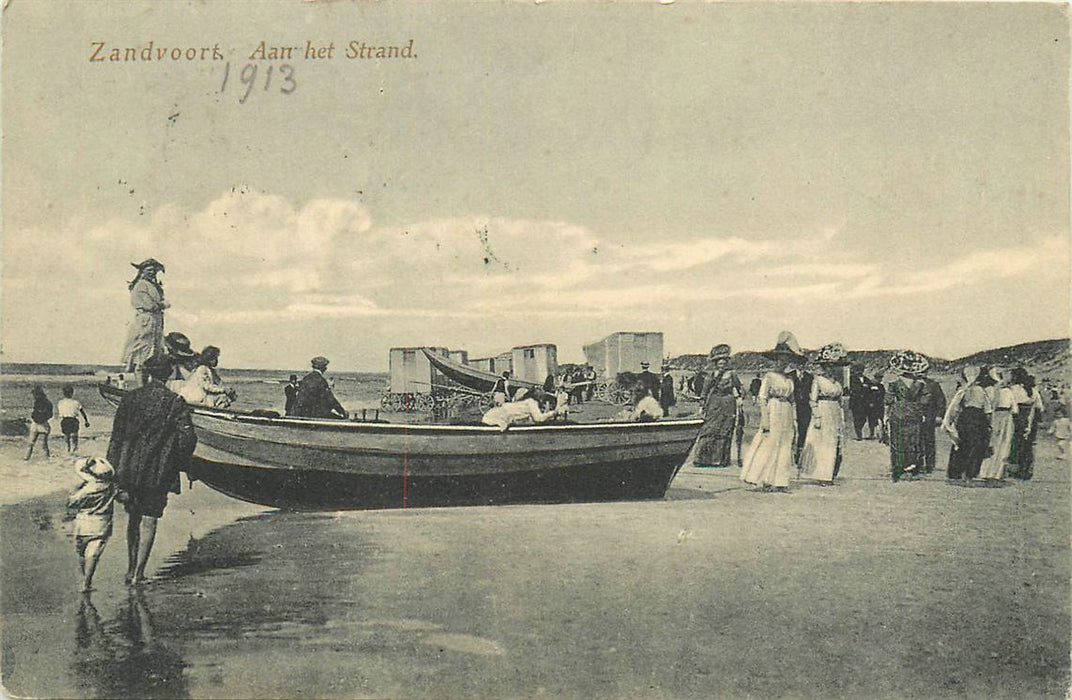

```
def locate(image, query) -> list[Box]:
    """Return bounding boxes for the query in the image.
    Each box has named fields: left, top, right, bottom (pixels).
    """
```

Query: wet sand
left=2, top=426, right=1069, bottom=699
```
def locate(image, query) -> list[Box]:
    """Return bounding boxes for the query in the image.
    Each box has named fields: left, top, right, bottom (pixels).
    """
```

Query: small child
left=24, top=386, right=53, bottom=460
left=57, top=385, right=90, bottom=453
left=1048, top=405, right=1070, bottom=459
left=67, top=457, right=117, bottom=592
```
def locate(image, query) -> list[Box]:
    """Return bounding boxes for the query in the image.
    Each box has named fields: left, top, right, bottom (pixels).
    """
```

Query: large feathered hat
left=762, top=331, right=806, bottom=363
left=816, top=342, right=849, bottom=366
left=131, top=258, right=165, bottom=272
left=888, top=349, right=930, bottom=377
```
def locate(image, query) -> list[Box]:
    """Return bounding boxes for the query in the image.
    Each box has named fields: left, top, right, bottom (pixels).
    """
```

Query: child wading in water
left=57, top=385, right=90, bottom=453
left=25, top=386, right=53, bottom=460
left=67, top=457, right=118, bottom=592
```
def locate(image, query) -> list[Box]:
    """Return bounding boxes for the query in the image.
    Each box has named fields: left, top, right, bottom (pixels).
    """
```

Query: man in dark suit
left=283, top=374, right=299, bottom=416
left=636, top=361, right=661, bottom=403
left=848, top=366, right=871, bottom=439
left=789, top=364, right=814, bottom=460
left=291, top=357, right=348, bottom=419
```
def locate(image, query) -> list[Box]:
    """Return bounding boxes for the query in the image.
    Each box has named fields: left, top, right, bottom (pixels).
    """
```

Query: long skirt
left=798, top=401, right=843, bottom=483
left=695, top=394, right=738, bottom=467
left=947, top=407, right=990, bottom=480
left=741, top=400, right=796, bottom=488
left=888, top=413, right=924, bottom=480
left=1007, top=408, right=1036, bottom=479
left=980, top=410, right=1015, bottom=480
left=120, top=310, right=164, bottom=372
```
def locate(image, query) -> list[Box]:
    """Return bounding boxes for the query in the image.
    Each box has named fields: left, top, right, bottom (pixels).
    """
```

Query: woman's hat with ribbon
left=164, top=331, right=196, bottom=358
left=131, top=258, right=165, bottom=272
left=888, top=349, right=930, bottom=377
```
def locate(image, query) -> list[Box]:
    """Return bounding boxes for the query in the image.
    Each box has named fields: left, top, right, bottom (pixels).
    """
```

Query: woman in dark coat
left=884, top=350, right=930, bottom=482
left=659, top=372, right=676, bottom=417
left=694, top=345, right=743, bottom=468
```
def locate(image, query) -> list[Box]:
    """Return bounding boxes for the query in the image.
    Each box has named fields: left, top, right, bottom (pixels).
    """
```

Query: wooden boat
left=99, top=384, right=701, bottom=511
left=421, top=348, right=540, bottom=394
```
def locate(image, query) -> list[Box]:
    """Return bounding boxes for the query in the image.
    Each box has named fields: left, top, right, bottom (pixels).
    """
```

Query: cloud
left=3, top=190, right=1064, bottom=366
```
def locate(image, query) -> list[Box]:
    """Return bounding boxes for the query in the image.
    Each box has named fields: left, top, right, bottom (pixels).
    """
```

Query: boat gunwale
left=99, top=383, right=703, bottom=435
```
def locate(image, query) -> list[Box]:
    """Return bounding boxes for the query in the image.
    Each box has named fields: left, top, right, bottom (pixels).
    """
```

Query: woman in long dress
left=120, top=258, right=169, bottom=381
left=1007, top=367, right=1044, bottom=480
left=942, top=366, right=993, bottom=484
left=694, top=344, right=743, bottom=468
left=980, top=368, right=1017, bottom=483
left=741, top=332, right=805, bottom=492
left=178, top=346, right=236, bottom=408
left=884, top=350, right=930, bottom=482
left=798, top=344, right=847, bottom=485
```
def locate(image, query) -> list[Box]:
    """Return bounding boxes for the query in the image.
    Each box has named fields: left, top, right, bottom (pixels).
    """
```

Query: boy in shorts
left=57, top=385, right=90, bottom=453
left=67, top=457, right=118, bottom=592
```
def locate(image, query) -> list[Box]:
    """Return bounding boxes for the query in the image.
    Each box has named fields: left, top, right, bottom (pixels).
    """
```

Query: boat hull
left=100, top=384, right=700, bottom=511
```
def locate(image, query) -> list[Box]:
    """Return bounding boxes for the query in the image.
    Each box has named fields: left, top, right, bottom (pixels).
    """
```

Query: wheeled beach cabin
left=584, top=332, right=664, bottom=379
left=511, top=344, right=558, bottom=384
left=388, top=346, right=451, bottom=394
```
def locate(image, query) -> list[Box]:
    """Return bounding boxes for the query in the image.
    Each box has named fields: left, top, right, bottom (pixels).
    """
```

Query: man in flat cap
left=291, top=356, right=348, bottom=419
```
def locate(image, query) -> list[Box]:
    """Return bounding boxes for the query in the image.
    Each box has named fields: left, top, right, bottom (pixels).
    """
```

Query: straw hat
left=888, top=350, right=930, bottom=377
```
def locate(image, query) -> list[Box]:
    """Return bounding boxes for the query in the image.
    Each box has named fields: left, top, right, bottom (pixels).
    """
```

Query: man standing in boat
left=291, top=357, right=348, bottom=419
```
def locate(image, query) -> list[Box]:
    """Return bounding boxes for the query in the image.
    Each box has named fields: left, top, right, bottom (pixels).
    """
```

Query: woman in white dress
left=798, top=343, right=847, bottom=485
left=178, top=346, right=236, bottom=408
left=120, top=258, right=169, bottom=383
left=741, top=332, right=806, bottom=493
left=979, top=368, right=1017, bottom=483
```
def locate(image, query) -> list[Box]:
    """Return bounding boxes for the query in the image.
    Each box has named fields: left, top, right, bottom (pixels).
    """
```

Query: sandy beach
left=1, top=386, right=1068, bottom=699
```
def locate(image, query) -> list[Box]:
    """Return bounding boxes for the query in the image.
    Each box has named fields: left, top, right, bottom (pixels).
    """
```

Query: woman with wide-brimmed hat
left=120, top=258, right=169, bottom=383
left=979, top=367, right=1017, bottom=483
left=693, top=344, right=743, bottom=468
left=884, top=350, right=930, bottom=482
left=740, top=332, right=806, bottom=492
left=798, top=343, right=848, bottom=485
left=1006, top=366, right=1044, bottom=480
left=942, top=365, right=993, bottom=484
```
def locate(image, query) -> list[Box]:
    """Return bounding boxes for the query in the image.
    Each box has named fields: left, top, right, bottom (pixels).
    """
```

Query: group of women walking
left=943, top=365, right=1045, bottom=484
left=690, top=330, right=1050, bottom=492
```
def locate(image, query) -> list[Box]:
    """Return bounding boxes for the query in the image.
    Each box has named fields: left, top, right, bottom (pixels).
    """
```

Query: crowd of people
left=31, top=258, right=1069, bottom=593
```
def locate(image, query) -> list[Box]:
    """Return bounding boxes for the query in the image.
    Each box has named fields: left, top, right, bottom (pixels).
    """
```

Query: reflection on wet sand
left=73, top=590, right=188, bottom=699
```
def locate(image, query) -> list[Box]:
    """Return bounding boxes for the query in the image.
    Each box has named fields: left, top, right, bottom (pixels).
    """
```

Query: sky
left=2, top=1, right=1069, bottom=371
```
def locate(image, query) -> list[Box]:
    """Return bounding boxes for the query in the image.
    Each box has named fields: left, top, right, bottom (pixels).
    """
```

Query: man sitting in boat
left=481, top=388, right=561, bottom=431
left=291, top=356, right=348, bottom=419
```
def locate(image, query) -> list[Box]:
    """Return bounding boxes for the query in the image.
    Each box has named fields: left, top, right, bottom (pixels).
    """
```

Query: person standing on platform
left=120, top=258, right=169, bottom=385
left=740, top=332, right=805, bottom=492
left=107, top=356, right=197, bottom=585
left=885, top=350, right=930, bottom=482
left=291, top=356, right=348, bottom=419
left=920, top=365, right=947, bottom=475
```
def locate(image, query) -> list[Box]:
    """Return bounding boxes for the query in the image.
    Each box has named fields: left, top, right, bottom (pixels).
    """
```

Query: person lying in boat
left=621, top=386, right=663, bottom=423
left=481, top=388, right=562, bottom=431
left=177, top=346, right=237, bottom=408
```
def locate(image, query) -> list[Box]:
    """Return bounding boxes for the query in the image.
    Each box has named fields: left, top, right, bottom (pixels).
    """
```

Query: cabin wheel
left=608, top=383, right=631, bottom=405
left=416, top=394, right=436, bottom=412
